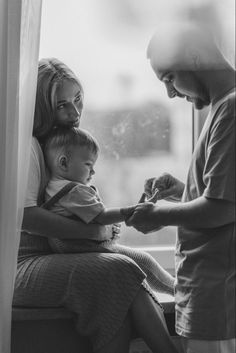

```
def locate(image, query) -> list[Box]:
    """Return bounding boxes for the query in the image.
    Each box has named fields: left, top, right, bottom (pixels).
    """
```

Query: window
left=40, top=0, right=234, bottom=272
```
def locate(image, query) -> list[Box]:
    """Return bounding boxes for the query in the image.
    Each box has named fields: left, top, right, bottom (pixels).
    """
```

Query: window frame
left=143, top=106, right=209, bottom=272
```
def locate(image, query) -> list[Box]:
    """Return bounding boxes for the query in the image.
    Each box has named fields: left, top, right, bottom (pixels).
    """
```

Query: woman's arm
left=22, top=206, right=111, bottom=241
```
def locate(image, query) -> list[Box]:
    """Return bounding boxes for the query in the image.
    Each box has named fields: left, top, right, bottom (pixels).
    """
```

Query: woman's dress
left=13, top=138, right=163, bottom=351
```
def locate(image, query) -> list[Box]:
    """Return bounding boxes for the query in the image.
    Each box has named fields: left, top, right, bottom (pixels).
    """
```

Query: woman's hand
left=111, top=223, right=121, bottom=240
left=144, top=173, right=185, bottom=202
left=98, top=224, right=121, bottom=242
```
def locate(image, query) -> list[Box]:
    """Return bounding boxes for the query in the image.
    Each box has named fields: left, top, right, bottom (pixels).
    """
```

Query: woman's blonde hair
left=33, top=58, right=83, bottom=142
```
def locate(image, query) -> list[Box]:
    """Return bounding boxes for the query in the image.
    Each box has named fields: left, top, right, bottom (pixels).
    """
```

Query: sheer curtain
left=0, top=1, right=42, bottom=352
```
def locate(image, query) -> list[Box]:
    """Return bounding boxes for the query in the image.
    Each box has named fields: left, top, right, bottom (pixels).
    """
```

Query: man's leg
left=181, top=337, right=236, bottom=353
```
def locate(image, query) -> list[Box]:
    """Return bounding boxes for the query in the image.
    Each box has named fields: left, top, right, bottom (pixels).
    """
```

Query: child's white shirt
left=45, top=178, right=105, bottom=224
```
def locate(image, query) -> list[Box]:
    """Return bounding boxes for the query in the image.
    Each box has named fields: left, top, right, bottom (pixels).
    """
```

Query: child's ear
left=58, top=155, right=68, bottom=171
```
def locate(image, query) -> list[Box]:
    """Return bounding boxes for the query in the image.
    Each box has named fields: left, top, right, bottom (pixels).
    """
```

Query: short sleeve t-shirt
left=175, top=89, right=235, bottom=340
left=45, top=179, right=105, bottom=224
left=20, top=137, right=51, bottom=258
left=25, top=137, right=48, bottom=207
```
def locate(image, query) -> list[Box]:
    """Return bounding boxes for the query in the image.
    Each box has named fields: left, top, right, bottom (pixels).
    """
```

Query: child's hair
left=33, top=58, right=83, bottom=141
left=44, top=127, right=99, bottom=175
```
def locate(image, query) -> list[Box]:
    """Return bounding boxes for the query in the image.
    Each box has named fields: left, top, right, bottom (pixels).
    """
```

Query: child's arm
left=93, top=190, right=160, bottom=225
left=93, top=206, right=136, bottom=225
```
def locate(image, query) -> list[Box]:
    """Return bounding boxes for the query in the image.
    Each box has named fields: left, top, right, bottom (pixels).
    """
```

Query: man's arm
left=126, top=196, right=235, bottom=234
left=22, top=206, right=111, bottom=241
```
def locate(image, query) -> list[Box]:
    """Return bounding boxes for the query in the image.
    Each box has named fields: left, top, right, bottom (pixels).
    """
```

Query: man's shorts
left=181, top=337, right=236, bottom=353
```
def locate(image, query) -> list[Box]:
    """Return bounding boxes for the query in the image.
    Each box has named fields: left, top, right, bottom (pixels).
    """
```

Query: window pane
left=82, top=101, right=192, bottom=247
left=40, top=0, right=234, bottom=248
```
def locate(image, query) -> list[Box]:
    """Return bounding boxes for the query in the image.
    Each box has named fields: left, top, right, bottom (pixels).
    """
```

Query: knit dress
left=13, top=137, right=172, bottom=352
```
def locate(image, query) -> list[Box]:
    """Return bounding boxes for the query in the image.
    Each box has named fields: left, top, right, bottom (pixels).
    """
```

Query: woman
left=13, top=58, right=178, bottom=353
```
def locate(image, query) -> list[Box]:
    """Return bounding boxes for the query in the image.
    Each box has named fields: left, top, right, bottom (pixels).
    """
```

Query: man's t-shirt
left=175, top=89, right=235, bottom=339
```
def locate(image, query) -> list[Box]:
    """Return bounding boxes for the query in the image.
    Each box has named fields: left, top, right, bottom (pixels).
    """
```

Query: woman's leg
left=14, top=253, right=145, bottom=352
left=97, top=315, right=131, bottom=353
left=131, top=288, right=178, bottom=353
left=98, top=286, right=178, bottom=353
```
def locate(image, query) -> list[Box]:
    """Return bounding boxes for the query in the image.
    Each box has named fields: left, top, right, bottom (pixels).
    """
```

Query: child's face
left=67, top=146, right=97, bottom=184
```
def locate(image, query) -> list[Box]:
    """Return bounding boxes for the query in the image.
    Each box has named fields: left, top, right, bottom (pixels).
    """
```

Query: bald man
left=127, top=22, right=235, bottom=353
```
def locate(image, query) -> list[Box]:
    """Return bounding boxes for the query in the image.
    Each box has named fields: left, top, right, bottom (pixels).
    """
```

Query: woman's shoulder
left=31, top=137, right=46, bottom=167
left=27, top=137, right=48, bottom=206
left=31, top=136, right=42, bottom=155
left=30, top=137, right=47, bottom=179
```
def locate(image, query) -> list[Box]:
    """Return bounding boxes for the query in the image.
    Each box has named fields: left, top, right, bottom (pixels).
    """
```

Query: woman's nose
left=91, top=169, right=95, bottom=175
left=68, top=103, right=80, bottom=118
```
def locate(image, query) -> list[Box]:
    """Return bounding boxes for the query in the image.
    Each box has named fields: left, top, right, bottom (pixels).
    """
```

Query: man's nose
left=165, top=83, right=176, bottom=98
left=90, top=169, right=95, bottom=175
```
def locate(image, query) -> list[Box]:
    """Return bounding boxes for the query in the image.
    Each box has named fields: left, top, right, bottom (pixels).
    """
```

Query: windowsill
left=156, top=292, right=175, bottom=313
left=12, top=293, right=175, bottom=322
left=134, top=245, right=176, bottom=275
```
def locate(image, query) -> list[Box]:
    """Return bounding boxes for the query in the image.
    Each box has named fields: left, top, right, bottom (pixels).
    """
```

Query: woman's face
left=55, top=79, right=84, bottom=128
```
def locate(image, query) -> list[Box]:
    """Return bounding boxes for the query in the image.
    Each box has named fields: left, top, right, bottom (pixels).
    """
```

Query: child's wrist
left=120, top=206, right=135, bottom=220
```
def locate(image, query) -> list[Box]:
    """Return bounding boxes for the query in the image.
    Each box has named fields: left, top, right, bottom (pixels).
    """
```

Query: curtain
left=0, top=1, right=42, bottom=352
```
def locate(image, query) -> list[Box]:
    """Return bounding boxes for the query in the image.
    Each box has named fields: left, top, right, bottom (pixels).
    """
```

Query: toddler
left=43, top=127, right=174, bottom=296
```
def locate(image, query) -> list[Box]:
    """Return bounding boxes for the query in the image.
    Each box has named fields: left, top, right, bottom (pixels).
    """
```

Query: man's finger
left=148, top=188, right=160, bottom=203
left=157, top=188, right=174, bottom=200
left=138, top=193, right=146, bottom=203
left=125, top=214, right=135, bottom=226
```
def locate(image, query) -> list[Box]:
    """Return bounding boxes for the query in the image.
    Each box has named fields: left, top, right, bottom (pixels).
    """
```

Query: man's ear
left=58, top=155, right=68, bottom=171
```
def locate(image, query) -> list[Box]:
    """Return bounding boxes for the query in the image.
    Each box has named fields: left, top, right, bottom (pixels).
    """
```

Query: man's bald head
left=147, top=22, right=227, bottom=72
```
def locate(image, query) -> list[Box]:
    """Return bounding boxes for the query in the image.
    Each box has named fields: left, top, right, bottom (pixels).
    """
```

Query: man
left=127, top=22, right=235, bottom=353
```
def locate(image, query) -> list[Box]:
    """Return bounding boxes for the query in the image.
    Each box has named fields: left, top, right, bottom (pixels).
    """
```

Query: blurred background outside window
left=40, top=0, right=235, bottom=269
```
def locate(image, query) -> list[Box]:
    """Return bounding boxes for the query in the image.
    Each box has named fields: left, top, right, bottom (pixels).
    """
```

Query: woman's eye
left=75, top=95, right=82, bottom=102
left=57, top=104, right=65, bottom=110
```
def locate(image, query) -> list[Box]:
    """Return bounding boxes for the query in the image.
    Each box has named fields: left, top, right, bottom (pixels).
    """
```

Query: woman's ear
left=58, top=155, right=68, bottom=171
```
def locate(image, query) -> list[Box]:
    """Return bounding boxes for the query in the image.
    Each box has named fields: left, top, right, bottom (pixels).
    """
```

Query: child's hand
left=120, top=206, right=136, bottom=220
left=126, top=202, right=163, bottom=234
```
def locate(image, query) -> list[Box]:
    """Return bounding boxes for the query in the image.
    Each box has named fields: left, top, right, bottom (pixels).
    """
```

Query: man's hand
left=138, top=188, right=160, bottom=203
left=145, top=173, right=185, bottom=202
left=126, top=202, right=163, bottom=234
